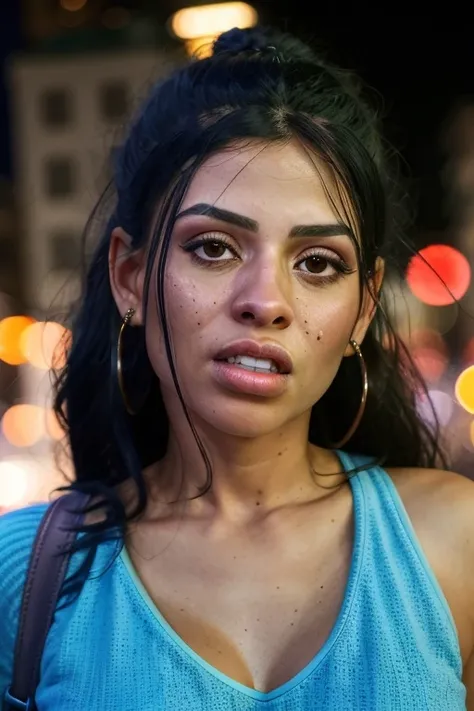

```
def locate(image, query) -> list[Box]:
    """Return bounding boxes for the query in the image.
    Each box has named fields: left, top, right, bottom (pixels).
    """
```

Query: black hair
left=53, top=25, right=448, bottom=600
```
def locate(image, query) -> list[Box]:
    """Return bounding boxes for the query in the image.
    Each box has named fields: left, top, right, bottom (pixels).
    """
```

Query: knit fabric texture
left=0, top=452, right=466, bottom=709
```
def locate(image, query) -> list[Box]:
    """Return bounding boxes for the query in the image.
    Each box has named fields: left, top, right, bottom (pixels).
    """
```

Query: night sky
left=0, top=1, right=22, bottom=179
left=0, top=4, right=473, bottom=231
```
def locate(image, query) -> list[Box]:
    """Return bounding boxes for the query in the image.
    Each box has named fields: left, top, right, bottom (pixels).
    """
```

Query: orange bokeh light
left=46, top=409, right=66, bottom=441
left=455, top=365, right=474, bottom=415
left=20, top=321, right=70, bottom=370
left=2, top=404, right=46, bottom=447
left=0, top=315, right=35, bottom=365
left=406, top=245, right=471, bottom=306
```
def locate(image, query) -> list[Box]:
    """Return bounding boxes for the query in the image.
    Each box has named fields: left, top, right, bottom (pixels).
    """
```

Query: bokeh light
left=46, top=409, right=66, bottom=441
left=170, top=2, right=258, bottom=40
left=0, top=315, right=35, bottom=365
left=2, top=404, right=46, bottom=447
left=406, top=245, right=471, bottom=306
left=0, top=460, right=32, bottom=508
left=417, top=390, right=454, bottom=427
left=425, top=302, right=459, bottom=335
left=455, top=365, right=474, bottom=414
left=20, top=321, right=70, bottom=370
left=186, top=36, right=217, bottom=58
left=409, top=329, right=448, bottom=384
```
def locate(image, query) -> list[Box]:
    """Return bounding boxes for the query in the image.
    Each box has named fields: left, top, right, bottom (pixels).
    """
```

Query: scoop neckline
left=119, top=450, right=367, bottom=701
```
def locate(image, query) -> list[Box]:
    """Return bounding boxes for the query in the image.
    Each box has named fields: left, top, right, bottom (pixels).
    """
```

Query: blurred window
left=39, top=88, right=72, bottom=128
left=49, top=229, right=80, bottom=271
left=99, top=81, right=129, bottom=122
left=45, top=157, right=76, bottom=198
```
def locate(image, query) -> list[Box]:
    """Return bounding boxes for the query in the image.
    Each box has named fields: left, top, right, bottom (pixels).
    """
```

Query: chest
left=125, top=496, right=354, bottom=692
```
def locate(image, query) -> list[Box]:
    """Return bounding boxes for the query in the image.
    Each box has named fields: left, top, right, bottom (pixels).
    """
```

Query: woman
left=1, top=25, right=473, bottom=710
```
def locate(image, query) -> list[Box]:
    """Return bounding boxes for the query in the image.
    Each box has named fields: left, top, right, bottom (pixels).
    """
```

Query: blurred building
left=0, top=179, right=22, bottom=417
left=0, top=42, right=181, bottom=511
left=0, top=179, right=21, bottom=302
left=20, top=0, right=169, bottom=51
left=9, top=47, right=177, bottom=312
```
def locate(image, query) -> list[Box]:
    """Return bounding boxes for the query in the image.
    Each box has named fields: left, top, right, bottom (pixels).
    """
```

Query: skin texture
left=108, top=139, right=474, bottom=697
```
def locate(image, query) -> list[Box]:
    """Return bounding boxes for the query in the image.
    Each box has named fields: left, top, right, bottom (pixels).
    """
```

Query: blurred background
left=0, top=2, right=473, bottom=512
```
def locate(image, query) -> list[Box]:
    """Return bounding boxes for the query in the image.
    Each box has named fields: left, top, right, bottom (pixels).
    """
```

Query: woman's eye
left=298, top=255, right=334, bottom=275
left=299, top=254, right=331, bottom=274
left=190, top=239, right=236, bottom=261
left=198, top=241, right=229, bottom=259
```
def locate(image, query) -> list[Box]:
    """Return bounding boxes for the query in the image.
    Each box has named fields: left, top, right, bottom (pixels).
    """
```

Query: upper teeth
left=227, top=355, right=280, bottom=373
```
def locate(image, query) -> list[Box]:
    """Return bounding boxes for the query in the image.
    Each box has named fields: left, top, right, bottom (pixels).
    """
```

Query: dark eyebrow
left=176, top=202, right=354, bottom=240
left=289, top=223, right=354, bottom=239
left=176, top=203, right=258, bottom=232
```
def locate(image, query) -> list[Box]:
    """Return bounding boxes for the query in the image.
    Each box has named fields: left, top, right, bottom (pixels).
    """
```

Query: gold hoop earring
left=117, top=307, right=136, bottom=415
left=331, top=339, right=368, bottom=449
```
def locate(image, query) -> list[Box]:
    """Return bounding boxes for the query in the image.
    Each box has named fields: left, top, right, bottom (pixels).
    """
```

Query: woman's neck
left=143, top=410, right=346, bottom=524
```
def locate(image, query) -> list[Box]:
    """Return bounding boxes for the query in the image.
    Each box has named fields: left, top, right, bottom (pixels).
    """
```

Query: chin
left=195, top=397, right=296, bottom=439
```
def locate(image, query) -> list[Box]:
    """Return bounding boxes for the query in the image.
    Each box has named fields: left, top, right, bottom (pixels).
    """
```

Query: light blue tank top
left=0, top=452, right=466, bottom=709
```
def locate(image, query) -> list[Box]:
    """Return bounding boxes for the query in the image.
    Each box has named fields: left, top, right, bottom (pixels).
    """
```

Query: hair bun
left=213, top=27, right=267, bottom=56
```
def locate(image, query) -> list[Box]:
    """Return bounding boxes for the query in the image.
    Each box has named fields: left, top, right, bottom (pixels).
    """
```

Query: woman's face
left=115, top=139, right=378, bottom=438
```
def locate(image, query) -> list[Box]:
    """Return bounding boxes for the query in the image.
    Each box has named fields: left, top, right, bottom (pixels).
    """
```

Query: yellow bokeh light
left=0, top=315, right=35, bottom=365
left=20, top=321, right=70, bottom=370
left=455, top=365, right=474, bottom=415
left=185, top=35, right=217, bottom=58
left=2, top=404, right=46, bottom=447
left=170, top=2, right=258, bottom=41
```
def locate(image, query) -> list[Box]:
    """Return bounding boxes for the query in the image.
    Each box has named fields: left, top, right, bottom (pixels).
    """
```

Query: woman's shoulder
left=0, top=501, right=49, bottom=597
left=0, top=501, right=49, bottom=548
left=386, top=466, right=474, bottom=665
left=384, top=466, right=474, bottom=563
left=385, top=465, right=474, bottom=517
left=0, top=502, right=49, bottom=695
left=0, top=502, right=49, bottom=601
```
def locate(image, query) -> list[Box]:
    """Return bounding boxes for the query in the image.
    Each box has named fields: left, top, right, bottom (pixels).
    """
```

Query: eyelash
left=181, top=234, right=355, bottom=285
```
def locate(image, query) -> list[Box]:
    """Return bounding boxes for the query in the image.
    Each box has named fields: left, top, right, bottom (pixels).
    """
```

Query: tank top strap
left=335, top=448, right=462, bottom=680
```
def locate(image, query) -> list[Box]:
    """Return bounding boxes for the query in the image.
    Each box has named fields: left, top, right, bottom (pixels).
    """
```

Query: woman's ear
left=109, top=227, right=146, bottom=324
left=344, top=257, right=385, bottom=355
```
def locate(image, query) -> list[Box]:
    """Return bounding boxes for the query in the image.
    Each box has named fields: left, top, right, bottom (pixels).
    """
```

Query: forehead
left=181, top=139, right=352, bottom=229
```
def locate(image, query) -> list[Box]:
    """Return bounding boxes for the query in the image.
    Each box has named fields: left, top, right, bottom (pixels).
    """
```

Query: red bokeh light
left=406, top=245, right=471, bottom=306
left=409, top=329, right=448, bottom=384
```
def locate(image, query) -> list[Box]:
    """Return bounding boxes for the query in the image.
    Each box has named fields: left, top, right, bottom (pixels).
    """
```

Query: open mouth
left=214, top=340, right=293, bottom=377
left=222, top=355, right=282, bottom=374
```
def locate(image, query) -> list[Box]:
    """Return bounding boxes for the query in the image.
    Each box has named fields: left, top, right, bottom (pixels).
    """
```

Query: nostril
left=273, top=316, right=285, bottom=325
left=241, top=312, right=255, bottom=320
